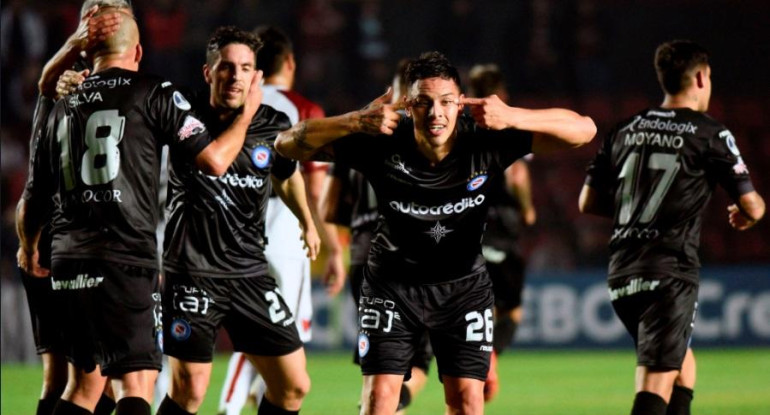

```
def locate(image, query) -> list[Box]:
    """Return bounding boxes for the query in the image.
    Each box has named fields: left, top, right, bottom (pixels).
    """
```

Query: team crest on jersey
left=251, top=145, right=271, bottom=169
left=173, top=91, right=191, bottom=110
left=466, top=173, right=488, bottom=191
left=719, top=130, right=741, bottom=156
left=170, top=319, right=191, bottom=341
left=358, top=333, right=370, bottom=358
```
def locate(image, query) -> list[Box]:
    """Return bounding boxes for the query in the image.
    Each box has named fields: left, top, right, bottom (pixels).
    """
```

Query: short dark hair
left=654, top=40, right=710, bottom=95
left=468, top=64, right=504, bottom=98
left=405, top=51, right=462, bottom=91
left=206, top=26, right=263, bottom=67
left=254, top=26, right=293, bottom=77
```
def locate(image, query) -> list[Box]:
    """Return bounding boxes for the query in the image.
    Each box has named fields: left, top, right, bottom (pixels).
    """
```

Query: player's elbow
left=274, top=132, right=305, bottom=161
left=194, top=154, right=228, bottom=177
left=574, top=116, right=597, bottom=147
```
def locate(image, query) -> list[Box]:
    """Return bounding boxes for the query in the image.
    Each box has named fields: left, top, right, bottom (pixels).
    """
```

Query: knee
left=368, top=382, right=401, bottom=411
left=170, top=368, right=209, bottom=408
left=274, top=373, right=311, bottom=408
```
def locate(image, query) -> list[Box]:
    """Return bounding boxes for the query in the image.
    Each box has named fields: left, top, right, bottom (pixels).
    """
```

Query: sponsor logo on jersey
left=467, top=173, right=488, bottom=191
left=389, top=194, right=486, bottom=216
left=611, top=226, right=660, bottom=241
left=358, top=333, right=370, bottom=358
left=178, top=115, right=206, bottom=141
left=251, top=145, right=271, bottom=169
left=170, top=319, right=192, bottom=341
left=425, top=220, right=453, bottom=243
left=622, top=115, right=698, bottom=135
left=173, top=91, right=191, bottom=110
left=645, top=110, right=675, bottom=118
left=204, top=172, right=266, bottom=189
left=51, top=274, right=104, bottom=291
left=79, top=77, right=131, bottom=90
left=608, top=278, right=661, bottom=300
left=161, top=81, right=172, bottom=88
left=733, top=157, right=749, bottom=174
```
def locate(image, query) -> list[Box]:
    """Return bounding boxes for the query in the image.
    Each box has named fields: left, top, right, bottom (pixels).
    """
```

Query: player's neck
left=660, top=93, right=702, bottom=112
left=415, top=134, right=456, bottom=166
left=264, top=73, right=292, bottom=89
left=92, top=56, right=138, bottom=74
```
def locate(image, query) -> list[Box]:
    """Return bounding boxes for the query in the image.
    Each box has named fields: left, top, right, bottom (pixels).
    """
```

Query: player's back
left=603, top=107, right=746, bottom=280
left=48, top=68, right=184, bottom=268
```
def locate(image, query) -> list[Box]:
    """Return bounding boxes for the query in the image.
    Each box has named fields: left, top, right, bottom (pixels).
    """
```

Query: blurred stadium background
left=1, top=0, right=768, bottom=412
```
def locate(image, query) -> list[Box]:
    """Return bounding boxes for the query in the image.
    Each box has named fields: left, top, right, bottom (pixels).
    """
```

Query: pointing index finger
left=458, top=97, right=485, bottom=106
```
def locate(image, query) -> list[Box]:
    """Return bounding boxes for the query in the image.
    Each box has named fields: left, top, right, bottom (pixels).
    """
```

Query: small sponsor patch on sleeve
left=161, top=81, right=172, bottom=88
left=177, top=115, right=206, bottom=141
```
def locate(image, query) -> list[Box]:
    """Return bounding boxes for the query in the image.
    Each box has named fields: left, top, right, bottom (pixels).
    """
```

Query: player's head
left=655, top=40, right=711, bottom=111
left=468, top=63, right=509, bottom=102
left=391, top=58, right=412, bottom=104
left=254, top=25, right=295, bottom=85
left=90, top=6, right=141, bottom=69
left=80, top=0, right=133, bottom=18
left=204, top=26, right=263, bottom=112
left=404, top=51, right=464, bottom=148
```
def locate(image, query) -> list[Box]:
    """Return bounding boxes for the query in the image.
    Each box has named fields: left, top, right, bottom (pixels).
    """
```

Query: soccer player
left=578, top=40, right=765, bottom=415
left=215, top=25, right=343, bottom=415
left=322, top=58, right=434, bottom=415
left=467, top=63, right=537, bottom=402
left=276, top=51, right=596, bottom=415
left=17, top=10, right=262, bottom=415
left=157, top=26, right=318, bottom=415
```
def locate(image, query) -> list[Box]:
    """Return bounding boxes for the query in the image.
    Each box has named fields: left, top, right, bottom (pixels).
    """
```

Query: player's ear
left=695, top=69, right=705, bottom=89
left=134, top=44, right=143, bottom=63
left=286, top=53, right=296, bottom=72
left=203, top=64, right=211, bottom=84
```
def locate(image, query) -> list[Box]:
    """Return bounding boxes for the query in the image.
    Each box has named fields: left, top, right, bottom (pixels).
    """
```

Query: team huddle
left=14, top=2, right=765, bottom=415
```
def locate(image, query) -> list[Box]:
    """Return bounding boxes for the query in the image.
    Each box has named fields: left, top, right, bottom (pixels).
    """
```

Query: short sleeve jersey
left=333, top=114, right=532, bottom=283
left=585, top=107, right=756, bottom=283
left=329, top=164, right=379, bottom=266
left=26, top=68, right=213, bottom=268
left=163, top=99, right=295, bottom=278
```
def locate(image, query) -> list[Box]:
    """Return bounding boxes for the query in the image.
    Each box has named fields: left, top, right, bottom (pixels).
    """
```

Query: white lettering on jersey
left=203, top=172, right=266, bottom=189
left=623, top=132, right=684, bottom=149
left=388, top=194, right=486, bottom=216
left=621, top=115, right=698, bottom=135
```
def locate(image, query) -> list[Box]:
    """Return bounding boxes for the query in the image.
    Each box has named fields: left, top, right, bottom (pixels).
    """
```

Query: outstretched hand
left=74, top=5, right=125, bottom=55
left=356, top=87, right=404, bottom=135
left=460, top=94, right=514, bottom=130
left=242, top=70, right=264, bottom=119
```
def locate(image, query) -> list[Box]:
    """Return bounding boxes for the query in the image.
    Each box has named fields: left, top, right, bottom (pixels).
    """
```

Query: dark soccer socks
left=258, top=397, right=299, bottom=415
left=631, top=391, right=667, bottom=415
left=51, top=400, right=91, bottom=415
left=492, top=316, right=518, bottom=354
left=115, top=397, right=151, bottom=415
left=666, top=385, right=694, bottom=415
left=156, top=395, right=195, bottom=415
left=396, top=383, right=412, bottom=411
left=93, top=394, right=116, bottom=415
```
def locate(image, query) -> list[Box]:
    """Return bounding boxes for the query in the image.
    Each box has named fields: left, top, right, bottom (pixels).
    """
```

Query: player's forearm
left=39, top=38, right=84, bottom=98
left=16, top=199, right=43, bottom=254
left=275, top=112, right=359, bottom=161
left=739, top=191, right=766, bottom=222
left=512, top=108, right=596, bottom=152
left=274, top=172, right=315, bottom=230
left=195, top=115, right=252, bottom=176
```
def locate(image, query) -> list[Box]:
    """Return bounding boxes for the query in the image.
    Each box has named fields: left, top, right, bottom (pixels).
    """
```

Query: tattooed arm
left=275, top=88, right=403, bottom=161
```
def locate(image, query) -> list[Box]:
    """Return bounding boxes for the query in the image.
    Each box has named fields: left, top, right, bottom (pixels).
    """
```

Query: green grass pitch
left=2, top=349, right=768, bottom=414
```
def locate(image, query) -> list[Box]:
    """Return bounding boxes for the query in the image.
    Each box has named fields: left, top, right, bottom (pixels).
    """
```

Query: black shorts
left=20, top=269, right=64, bottom=355
left=350, top=263, right=434, bottom=373
left=482, top=244, right=525, bottom=310
left=358, top=267, right=493, bottom=381
left=162, top=272, right=302, bottom=362
left=609, top=276, right=698, bottom=370
left=50, top=259, right=163, bottom=377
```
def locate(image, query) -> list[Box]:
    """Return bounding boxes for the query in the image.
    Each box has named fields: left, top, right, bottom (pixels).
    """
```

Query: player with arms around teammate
left=16, top=11, right=262, bottom=415
left=276, top=51, right=596, bottom=415
left=157, top=26, right=319, bottom=415
left=579, top=40, right=765, bottom=415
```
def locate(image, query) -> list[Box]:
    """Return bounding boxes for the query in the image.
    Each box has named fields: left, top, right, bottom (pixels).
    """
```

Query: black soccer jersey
left=585, top=107, right=756, bottom=282
left=329, top=164, right=379, bottom=266
left=332, top=115, right=532, bottom=283
left=26, top=68, right=213, bottom=268
left=163, top=98, right=295, bottom=278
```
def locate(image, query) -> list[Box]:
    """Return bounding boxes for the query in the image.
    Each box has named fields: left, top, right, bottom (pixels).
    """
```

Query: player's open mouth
left=429, top=124, right=446, bottom=135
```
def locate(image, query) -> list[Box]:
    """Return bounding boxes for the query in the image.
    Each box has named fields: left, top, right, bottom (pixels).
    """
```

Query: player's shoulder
left=280, top=89, right=325, bottom=119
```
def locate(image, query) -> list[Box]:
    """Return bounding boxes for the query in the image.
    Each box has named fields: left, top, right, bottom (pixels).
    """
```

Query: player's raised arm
left=275, top=88, right=403, bottom=161
left=194, top=70, right=263, bottom=176
left=460, top=95, right=596, bottom=153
